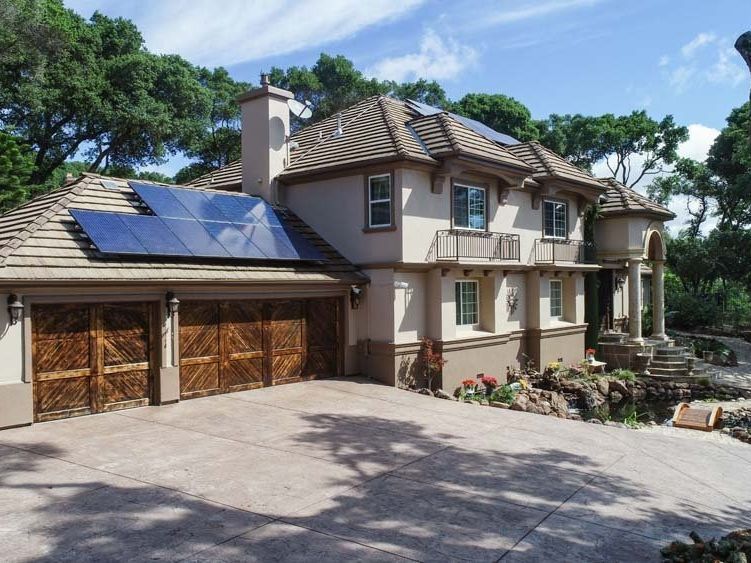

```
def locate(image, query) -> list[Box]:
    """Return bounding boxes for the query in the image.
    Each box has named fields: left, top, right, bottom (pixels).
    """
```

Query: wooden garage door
left=32, top=302, right=156, bottom=422
left=179, top=298, right=340, bottom=399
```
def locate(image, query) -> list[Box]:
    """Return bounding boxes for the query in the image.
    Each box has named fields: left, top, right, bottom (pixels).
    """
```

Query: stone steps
left=651, top=359, right=688, bottom=369
left=649, top=366, right=693, bottom=376
left=656, top=346, right=688, bottom=356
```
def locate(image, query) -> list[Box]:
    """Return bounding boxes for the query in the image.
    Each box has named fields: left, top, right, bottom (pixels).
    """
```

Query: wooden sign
left=672, top=403, right=723, bottom=432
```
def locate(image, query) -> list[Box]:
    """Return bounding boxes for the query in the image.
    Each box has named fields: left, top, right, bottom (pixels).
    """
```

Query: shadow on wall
left=396, top=354, right=422, bottom=389
left=1, top=410, right=749, bottom=560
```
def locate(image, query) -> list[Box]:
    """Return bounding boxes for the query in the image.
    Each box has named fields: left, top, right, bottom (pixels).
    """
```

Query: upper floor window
left=543, top=200, right=567, bottom=239
left=550, top=279, right=563, bottom=319
left=455, top=280, right=479, bottom=327
left=368, top=174, right=392, bottom=228
left=453, top=184, right=486, bottom=230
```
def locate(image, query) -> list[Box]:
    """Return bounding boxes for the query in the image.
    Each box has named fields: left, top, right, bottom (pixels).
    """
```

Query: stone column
left=652, top=260, right=667, bottom=340
left=627, top=258, right=643, bottom=343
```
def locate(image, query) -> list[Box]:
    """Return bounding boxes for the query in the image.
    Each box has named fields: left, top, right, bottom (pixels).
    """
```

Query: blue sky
left=66, top=0, right=750, bottom=228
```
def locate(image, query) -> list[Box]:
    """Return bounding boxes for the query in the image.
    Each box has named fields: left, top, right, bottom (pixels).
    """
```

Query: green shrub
left=490, top=384, right=516, bottom=404
left=610, top=368, right=636, bottom=382
left=668, top=293, right=720, bottom=330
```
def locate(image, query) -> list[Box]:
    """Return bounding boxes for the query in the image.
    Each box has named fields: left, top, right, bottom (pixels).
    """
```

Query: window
left=368, top=174, right=392, bottom=228
left=543, top=200, right=567, bottom=239
left=455, top=280, right=479, bottom=326
left=549, top=279, right=563, bottom=318
left=453, top=184, right=486, bottom=230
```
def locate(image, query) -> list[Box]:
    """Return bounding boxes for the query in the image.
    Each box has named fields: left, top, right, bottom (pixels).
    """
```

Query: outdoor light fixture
left=7, top=294, right=23, bottom=325
left=350, top=285, right=363, bottom=310
left=166, top=292, right=180, bottom=317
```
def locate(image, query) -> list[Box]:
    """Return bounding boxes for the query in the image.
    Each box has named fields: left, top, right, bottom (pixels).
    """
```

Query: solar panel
left=119, top=214, right=191, bottom=256
left=70, top=209, right=147, bottom=254
left=167, top=187, right=228, bottom=222
left=275, top=225, right=324, bottom=260
left=130, top=183, right=193, bottom=219
left=204, top=192, right=259, bottom=224
left=161, top=217, right=231, bottom=257
left=236, top=223, right=298, bottom=260
left=199, top=221, right=267, bottom=259
left=406, top=99, right=520, bottom=146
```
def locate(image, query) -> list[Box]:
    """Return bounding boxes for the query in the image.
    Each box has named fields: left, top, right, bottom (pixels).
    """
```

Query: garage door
left=32, top=302, right=156, bottom=422
left=179, top=298, right=340, bottom=399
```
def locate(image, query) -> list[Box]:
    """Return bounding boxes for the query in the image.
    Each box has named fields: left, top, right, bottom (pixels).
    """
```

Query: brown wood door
left=179, top=298, right=340, bottom=399
left=32, top=302, right=155, bottom=422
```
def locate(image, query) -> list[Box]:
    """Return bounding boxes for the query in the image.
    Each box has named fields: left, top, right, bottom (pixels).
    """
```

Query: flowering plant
left=461, top=378, right=477, bottom=388
left=585, top=348, right=596, bottom=357
left=480, top=375, right=498, bottom=388
left=420, top=337, right=446, bottom=391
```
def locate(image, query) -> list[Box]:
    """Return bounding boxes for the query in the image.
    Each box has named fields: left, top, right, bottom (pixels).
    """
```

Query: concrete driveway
left=1, top=377, right=750, bottom=562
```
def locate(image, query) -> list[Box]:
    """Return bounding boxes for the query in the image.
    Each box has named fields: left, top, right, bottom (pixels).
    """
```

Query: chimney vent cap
left=260, top=73, right=270, bottom=86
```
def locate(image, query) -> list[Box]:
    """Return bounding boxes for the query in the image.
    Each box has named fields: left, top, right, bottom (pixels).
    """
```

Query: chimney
left=236, top=73, right=294, bottom=201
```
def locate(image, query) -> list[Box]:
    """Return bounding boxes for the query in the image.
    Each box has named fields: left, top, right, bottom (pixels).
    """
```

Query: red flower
left=480, top=375, right=498, bottom=387
left=461, top=378, right=476, bottom=387
left=585, top=348, right=596, bottom=356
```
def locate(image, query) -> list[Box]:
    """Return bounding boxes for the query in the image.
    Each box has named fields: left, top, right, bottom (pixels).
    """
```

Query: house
left=0, top=76, right=674, bottom=429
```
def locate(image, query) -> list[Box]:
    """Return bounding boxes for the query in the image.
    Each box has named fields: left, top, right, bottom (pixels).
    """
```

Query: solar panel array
left=69, top=182, right=324, bottom=262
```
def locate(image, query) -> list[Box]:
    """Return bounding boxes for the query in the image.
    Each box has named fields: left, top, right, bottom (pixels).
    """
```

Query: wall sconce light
left=7, top=294, right=23, bottom=325
left=166, top=291, right=180, bottom=317
left=350, top=286, right=363, bottom=310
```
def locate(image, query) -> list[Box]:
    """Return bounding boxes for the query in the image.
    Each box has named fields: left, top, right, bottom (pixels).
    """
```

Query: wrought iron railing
left=534, top=239, right=596, bottom=264
left=431, top=229, right=520, bottom=262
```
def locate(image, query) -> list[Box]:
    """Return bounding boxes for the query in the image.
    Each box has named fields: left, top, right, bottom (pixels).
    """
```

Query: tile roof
left=188, top=95, right=533, bottom=187
left=598, top=177, right=675, bottom=220
left=0, top=174, right=365, bottom=283
left=506, top=141, right=605, bottom=190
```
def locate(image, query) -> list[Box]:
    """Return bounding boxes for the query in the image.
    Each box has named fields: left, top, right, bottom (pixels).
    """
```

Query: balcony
left=430, top=229, right=520, bottom=262
left=534, top=239, right=596, bottom=264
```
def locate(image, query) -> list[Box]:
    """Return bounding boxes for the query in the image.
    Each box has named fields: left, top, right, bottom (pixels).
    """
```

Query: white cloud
left=367, top=29, right=478, bottom=82
left=668, top=66, right=696, bottom=93
left=658, top=55, right=670, bottom=67
left=706, top=47, right=746, bottom=86
left=68, top=0, right=424, bottom=67
left=680, top=32, right=716, bottom=58
left=677, top=124, right=720, bottom=161
left=484, top=0, right=602, bottom=26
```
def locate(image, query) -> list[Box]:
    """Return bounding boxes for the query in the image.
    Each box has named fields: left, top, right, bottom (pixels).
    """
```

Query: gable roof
left=598, top=177, right=675, bottom=220
left=188, top=95, right=533, bottom=187
left=0, top=174, right=365, bottom=284
left=506, top=141, right=605, bottom=190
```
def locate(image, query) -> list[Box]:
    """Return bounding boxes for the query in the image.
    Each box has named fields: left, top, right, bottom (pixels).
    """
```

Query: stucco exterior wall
left=283, top=174, right=402, bottom=264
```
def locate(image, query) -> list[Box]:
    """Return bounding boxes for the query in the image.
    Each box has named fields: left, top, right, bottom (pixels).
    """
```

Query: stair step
left=648, top=367, right=690, bottom=376
left=656, top=347, right=687, bottom=356
left=651, top=360, right=687, bottom=368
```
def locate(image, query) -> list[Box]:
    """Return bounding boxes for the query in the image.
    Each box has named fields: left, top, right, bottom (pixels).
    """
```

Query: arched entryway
left=644, top=228, right=667, bottom=339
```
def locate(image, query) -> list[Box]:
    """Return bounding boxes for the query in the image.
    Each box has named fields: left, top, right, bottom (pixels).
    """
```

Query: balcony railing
left=431, top=229, right=520, bottom=262
left=534, top=239, right=596, bottom=264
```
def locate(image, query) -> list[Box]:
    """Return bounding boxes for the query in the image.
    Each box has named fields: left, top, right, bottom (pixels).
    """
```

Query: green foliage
left=490, top=384, right=516, bottom=404
left=609, top=369, right=636, bottom=382
left=666, top=235, right=719, bottom=295
left=0, top=130, right=34, bottom=211
left=668, top=293, right=720, bottom=330
left=536, top=114, right=606, bottom=171
left=452, top=93, right=539, bottom=142
left=642, top=303, right=652, bottom=337
left=389, top=79, right=448, bottom=108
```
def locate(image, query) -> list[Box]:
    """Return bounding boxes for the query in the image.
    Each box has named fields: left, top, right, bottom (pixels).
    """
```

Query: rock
left=490, top=401, right=510, bottom=409
left=587, top=418, right=603, bottom=424
left=511, top=394, right=529, bottom=412
left=609, top=391, right=624, bottom=403
left=539, top=400, right=552, bottom=415
left=417, top=388, right=433, bottom=396
left=548, top=391, right=569, bottom=414
left=582, top=388, right=605, bottom=410
left=464, top=399, right=481, bottom=405
left=596, top=379, right=610, bottom=396
left=434, top=388, right=452, bottom=400
left=608, top=379, right=630, bottom=397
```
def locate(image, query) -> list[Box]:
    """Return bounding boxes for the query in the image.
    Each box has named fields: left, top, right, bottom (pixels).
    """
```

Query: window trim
left=452, top=182, right=488, bottom=232
left=549, top=279, right=563, bottom=320
left=455, top=279, right=480, bottom=328
left=364, top=173, right=395, bottom=231
left=542, top=199, right=568, bottom=240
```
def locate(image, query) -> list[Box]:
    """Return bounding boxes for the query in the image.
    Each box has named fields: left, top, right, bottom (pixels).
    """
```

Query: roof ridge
left=188, top=160, right=241, bottom=186
left=0, top=177, right=91, bottom=264
left=527, top=141, right=555, bottom=176
left=291, top=96, right=383, bottom=168
left=378, top=97, right=409, bottom=158
left=437, top=113, right=461, bottom=153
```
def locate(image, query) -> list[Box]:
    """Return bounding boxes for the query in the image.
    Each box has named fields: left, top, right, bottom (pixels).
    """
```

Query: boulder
left=511, top=393, right=530, bottom=412
left=548, top=391, right=569, bottom=415
left=417, top=388, right=433, bottom=396
left=490, top=401, right=510, bottom=409
left=434, top=388, right=453, bottom=400
left=539, top=400, right=552, bottom=415
left=608, top=379, right=630, bottom=397
left=609, top=391, right=624, bottom=403
left=596, top=379, right=610, bottom=396
left=587, top=418, right=603, bottom=424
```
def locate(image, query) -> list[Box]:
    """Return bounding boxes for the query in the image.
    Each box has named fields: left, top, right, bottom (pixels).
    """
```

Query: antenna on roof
left=287, top=98, right=313, bottom=120
left=332, top=112, right=343, bottom=138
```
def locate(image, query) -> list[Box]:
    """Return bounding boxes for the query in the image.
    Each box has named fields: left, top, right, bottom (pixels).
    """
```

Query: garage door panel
left=269, top=301, right=303, bottom=350
left=224, top=358, right=264, bottom=389
left=35, top=338, right=90, bottom=374
left=224, top=302, right=263, bottom=353
left=36, top=377, right=90, bottom=414
left=304, top=350, right=336, bottom=378
left=181, top=362, right=220, bottom=397
left=101, top=370, right=151, bottom=405
left=180, top=302, right=219, bottom=359
left=104, top=335, right=149, bottom=366
left=307, top=299, right=337, bottom=347
left=33, top=305, right=89, bottom=340
left=272, top=353, right=302, bottom=383
left=102, top=304, right=149, bottom=335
